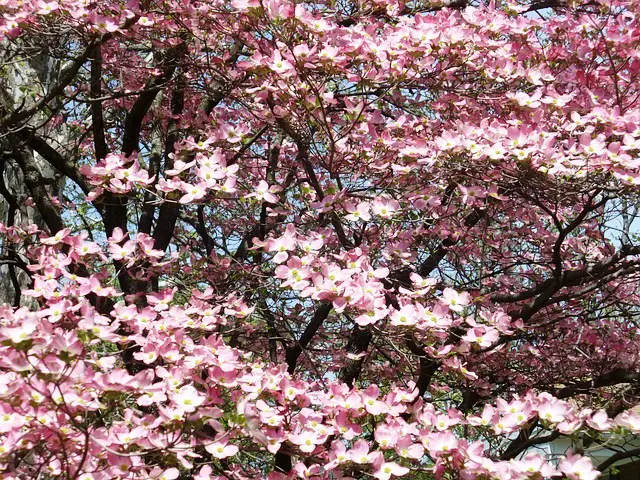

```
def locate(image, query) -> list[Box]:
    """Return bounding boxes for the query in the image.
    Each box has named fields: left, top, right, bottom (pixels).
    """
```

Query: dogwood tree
left=1, top=0, right=640, bottom=479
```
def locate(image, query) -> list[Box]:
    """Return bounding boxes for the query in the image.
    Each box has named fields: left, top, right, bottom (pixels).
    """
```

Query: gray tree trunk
left=0, top=44, right=68, bottom=306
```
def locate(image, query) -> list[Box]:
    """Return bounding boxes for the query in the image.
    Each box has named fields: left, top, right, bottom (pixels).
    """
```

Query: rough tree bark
left=0, top=42, right=69, bottom=306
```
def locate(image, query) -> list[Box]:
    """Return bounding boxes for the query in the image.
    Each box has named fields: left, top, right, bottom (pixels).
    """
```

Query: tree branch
left=90, top=45, right=108, bottom=161
left=0, top=16, right=141, bottom=130
left=285, top=302, right=332, bottom=374
left=17, top=129, right=91, bottom=195
left=597, top=447, right=640, bottom=473
left=9, top=147, right=63, bottom=234
left=555, top=369, right=640, bottom=399
left=151, top=77, right=185, bottom=253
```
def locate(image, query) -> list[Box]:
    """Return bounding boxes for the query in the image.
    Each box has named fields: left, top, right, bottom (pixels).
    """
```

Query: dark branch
left=90, top=45, right=108, bottom=161
left=555, top=369, right=640, bottom=399
left=9, top=147, right=63, bottom=234
left=597, top=447, right=640, bottom=473
left=285, top=302, right=332, bottom=374
left=17, top=129, right=91, bottom=195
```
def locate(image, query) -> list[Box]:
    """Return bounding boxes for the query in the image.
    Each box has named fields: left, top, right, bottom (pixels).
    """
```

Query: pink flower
left=37, top=1, right=59, bottom=15
left=133, top=346, right=159, bottom=364
left=275, top=257, right=310, bottom=289
left=325, top=440, right=348, bottom=469
left=204, top=440, right=239, bottom=459
left=372, top=197, right=400, bottom=218
left=147, top=288, right=175, bottom=311
left=41, top=228, right=71, bottom=245
left=538, top=399, right=569, bottom=424
left=440, top=288, right=471, bottom=312
left=109, top=240, right=136, bottom=261
left=221, top=124, right=247, bottom=144
left=2, top=315, right=38, bottom=343
left=349, top=439, right=376, bottom=464
left=433, top=412, right=460, bottom=431
left=374, top=461, right=410, bottom=480
left=395, top=436, right=424, bottom=459
left=157, top=468, right=180, bottom=480
left=425, top=431, right=459, bottom=456
left=265, top=0, right=294, bottom=19
left=138, top=234, right=165, bottom=259
left=297, top=233, right=324, bottom=253
left=246, top=180, right=281, bottom=204
left=345, top=201, right=372, bottom=222
left=459, top=185, right=487, bottom=206
left=170, top=385, right=205, bottom=413
left=514, top=90, right=542, bottom=108
left=76, top=241, right=101, bottom=256
left=363, top=386, right=389, bottom=416
left=417, top=304, right=452, bottom=330
left=586, top=410, right=612, bottom=431
left=462, top=326, right=499, bottom=348
left=194, top=465, right=214, bottom=480
left=435, top=131, right=461, bottom=151
left=390, top=304, right=418, bottom=327
left=468, top=404, right=497, bottom=427
left=92, top=15, right=120, bottom=32
left=224, top=298, right=254, bottom=318
left=559, top=454, right=599, bottom=480
left=293, top=462, right=322, bottom=479
left=269, top=50, right=295, bottom=75
left=266, top=225, right=297, bottom=263
left=516, top=453, right=558, bottom=477
left=615, top=410, right=640, bottom=432
left=180, top=183, right=207, bottom=203
left=289, top=430, right=321, bottom=453
left=354, top=307, right=387, bottom=326
left=374, top=423, right=398, bottom=448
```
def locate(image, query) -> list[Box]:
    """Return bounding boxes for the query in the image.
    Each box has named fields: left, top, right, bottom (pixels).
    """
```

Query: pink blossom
left=289, top=430, right=321, bottom=453
left=538, top=399, right=569, bottom=424
left=390, top=304, right=418, bottom=327
left=374, top=461, right=410, bottom=480
left=462, top=326, right=500, bottom=348
left=349, top=439, right=377, bottom=464
left=395, top=436, right=424, bottom=459
left=170, top=385, right=205, bottom=413
left=559, top=454, right=599, bottom=480
left=2, top=315, right=38, bottom=343
left=440, top=288, right=471, bottom=312
left=246, top=180, right=281, bottom=204
left=372, top=197, right=400, bottom=218
left=41, top=228, right=71, bottom=245
left=345, top=201, right=372, bottom=222
left=586, top=410, right=612, bottom=431
left=180, top=183, right=207, bottom=203
left=205, top=439, right=239, bottom=459
left=425, top=431, right=459, bottom=456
